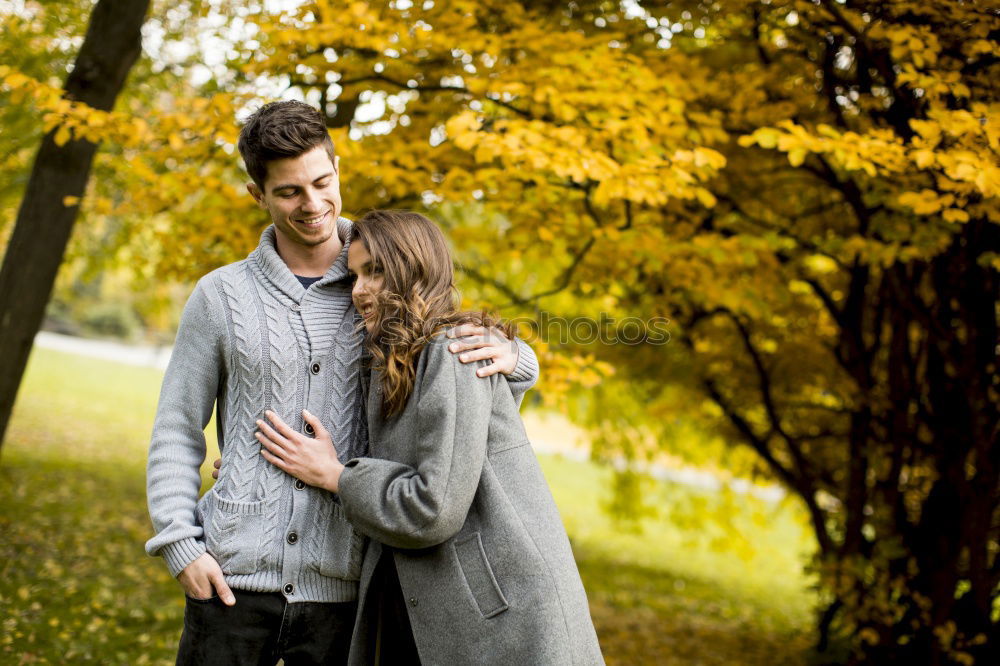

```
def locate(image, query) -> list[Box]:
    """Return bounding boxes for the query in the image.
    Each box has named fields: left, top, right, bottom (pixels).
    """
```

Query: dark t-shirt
left=296, top=275, right=322, bottom=290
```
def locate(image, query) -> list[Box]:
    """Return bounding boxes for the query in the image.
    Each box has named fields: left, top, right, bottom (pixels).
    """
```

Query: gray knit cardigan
left=145, top=221, right=539, bottom=603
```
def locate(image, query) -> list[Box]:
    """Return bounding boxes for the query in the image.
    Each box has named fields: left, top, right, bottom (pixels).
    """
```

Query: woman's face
left=348, top=240, right=384, bottom=332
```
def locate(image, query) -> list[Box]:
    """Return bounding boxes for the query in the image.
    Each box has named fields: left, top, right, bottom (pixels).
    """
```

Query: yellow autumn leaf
left=912, top=149, right=936, bottom=169
left=4, top=71, right=30, bottom=89
left=53, top=125, right=72, bottom=146
left=787, top=148, right=807, bottom=167
left=695, top=188, right=717, bottom=208
left=942, top=209, right=969, bottom=223
left=445, top=111, right=481, bottom=138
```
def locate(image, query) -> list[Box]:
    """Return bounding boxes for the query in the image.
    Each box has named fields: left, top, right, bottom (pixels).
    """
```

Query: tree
left=2, top=0, right=995, bottom=661
left=221, top=1, right=997, bottom=661
left=0, top=0, right=151, bottom=447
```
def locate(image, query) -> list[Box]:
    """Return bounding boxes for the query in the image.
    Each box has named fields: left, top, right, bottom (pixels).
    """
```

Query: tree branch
left=338, top=73, right=533, bottom=118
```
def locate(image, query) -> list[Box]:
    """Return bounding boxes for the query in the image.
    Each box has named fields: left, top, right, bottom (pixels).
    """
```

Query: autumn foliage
left=2, top=0, right=998, bottom=663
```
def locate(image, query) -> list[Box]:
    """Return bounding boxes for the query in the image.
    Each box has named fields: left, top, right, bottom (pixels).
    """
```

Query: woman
left=255, top=210, right=604, bottom=665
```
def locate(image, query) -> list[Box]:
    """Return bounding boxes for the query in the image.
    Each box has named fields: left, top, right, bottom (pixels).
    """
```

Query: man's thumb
left=212, top=572, right=236, bottom=606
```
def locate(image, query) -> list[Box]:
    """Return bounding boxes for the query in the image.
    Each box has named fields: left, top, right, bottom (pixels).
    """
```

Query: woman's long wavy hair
left=352, top=210, right=514, bottom=418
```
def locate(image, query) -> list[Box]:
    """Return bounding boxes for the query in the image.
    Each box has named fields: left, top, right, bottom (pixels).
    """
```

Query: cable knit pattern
left=216, top=264, right=266, bottom=502
left=323, top=314, right=365, bottom=463
left=254, top=292, right=299, bottom=572
left=146, top=220, right=365, bottom=603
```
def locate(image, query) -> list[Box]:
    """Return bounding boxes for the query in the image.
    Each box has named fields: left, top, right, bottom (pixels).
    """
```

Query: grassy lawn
left=0, top=347, right=817, bottom=664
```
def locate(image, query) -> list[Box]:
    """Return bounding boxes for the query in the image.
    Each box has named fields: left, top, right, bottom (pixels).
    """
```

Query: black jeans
left=368, top=550, right=420, bottom=665
left=176, top=589, right=356, bottom=666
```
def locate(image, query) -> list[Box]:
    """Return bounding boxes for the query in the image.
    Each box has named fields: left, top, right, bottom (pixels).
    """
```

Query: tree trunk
left=0, top=0, right=150, bottom=452
left=828, top=217, right=1000, bottom=665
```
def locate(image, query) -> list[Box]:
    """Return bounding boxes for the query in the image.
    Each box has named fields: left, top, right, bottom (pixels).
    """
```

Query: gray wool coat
left=338, top=335, right=604, bottom=665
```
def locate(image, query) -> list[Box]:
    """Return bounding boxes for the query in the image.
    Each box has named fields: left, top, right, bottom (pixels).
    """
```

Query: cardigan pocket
left=454, top=532, right=509, bottom=618
left=318, top=502, right=364, bottom=580
left=202, top=491, right=266, bottom=576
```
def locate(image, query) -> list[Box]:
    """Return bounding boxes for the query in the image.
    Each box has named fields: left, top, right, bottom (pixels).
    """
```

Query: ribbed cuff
left=508, top=338, right=539, bottom=384
left=160, top=537, right=207, bottom=578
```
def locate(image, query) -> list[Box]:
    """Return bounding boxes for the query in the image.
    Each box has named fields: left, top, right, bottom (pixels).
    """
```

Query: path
left=33, top=331, right=786, bottom=502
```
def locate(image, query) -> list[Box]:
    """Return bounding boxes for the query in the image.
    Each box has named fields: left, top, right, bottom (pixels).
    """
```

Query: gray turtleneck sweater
left=144, top=220, right=539, bottom=603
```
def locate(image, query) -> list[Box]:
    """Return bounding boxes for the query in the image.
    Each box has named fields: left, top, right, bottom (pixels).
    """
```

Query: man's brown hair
left=237, top=100, right=336, bottom=189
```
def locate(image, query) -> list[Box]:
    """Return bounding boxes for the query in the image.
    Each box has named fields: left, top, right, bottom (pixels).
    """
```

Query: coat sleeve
left=338, top=339, right=493, bottom=549
left=144, top=277, right=224, bottom=576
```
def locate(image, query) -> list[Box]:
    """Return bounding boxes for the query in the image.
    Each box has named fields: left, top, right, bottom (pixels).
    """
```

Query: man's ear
left=247, top=182, right=266, bottom=208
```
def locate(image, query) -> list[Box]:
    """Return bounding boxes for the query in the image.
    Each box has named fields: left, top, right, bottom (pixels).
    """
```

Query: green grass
left=0, top=347, right=817, bottom=664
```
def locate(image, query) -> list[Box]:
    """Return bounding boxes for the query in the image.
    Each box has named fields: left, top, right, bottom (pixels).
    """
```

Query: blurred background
left=0, top=1, right=997, bottom=664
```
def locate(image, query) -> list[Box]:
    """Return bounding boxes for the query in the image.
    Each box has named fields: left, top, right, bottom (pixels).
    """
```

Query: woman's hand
left=256, top=409, right=345, bottom=492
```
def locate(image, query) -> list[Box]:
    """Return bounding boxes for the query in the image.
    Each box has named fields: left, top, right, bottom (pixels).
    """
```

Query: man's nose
left=300, top=188, right=321, bottom=213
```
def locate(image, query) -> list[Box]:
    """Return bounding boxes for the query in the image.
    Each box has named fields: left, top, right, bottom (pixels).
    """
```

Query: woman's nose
left=352, top=277, right=367, bottom=297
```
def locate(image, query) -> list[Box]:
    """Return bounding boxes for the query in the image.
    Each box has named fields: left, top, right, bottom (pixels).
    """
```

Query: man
left=145, top=100, right=538, bottom=664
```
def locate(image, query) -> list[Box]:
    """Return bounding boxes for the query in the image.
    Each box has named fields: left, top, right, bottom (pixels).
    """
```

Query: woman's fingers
left=260, top=445, right=290, bottom=471
left=256, top=430, right=284, bottom=457
left=256, top=419, right=291, bottom=452
left=264, top=410, right=298, bottom=439
left=302, top=409, right=331, bottom=441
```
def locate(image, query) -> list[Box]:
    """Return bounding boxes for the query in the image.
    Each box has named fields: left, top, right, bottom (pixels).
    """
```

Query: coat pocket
left=202, top=491, right=266, bottom=576
left=454, top=532, right=509, bottom=618
left=318, top=501, right=365, bottom=580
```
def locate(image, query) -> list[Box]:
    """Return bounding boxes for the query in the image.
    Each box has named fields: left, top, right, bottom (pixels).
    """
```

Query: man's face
left=248, top=144, right=342, bottom=249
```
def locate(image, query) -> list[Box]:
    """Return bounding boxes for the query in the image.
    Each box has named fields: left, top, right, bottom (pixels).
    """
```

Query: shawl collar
left=249, top=218, right=354, bottom=302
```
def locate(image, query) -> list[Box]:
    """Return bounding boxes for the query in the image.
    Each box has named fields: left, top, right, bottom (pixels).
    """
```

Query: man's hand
left=178, top=553, right=236, bottom=606
left=257, top=409, right=345, bottom=493
left=446, top=324, right=520, bottom=377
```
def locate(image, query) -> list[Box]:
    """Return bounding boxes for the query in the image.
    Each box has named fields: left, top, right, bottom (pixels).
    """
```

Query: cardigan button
left=283, top=583, right=294, bottom=595
left=409, top=597, right=418, bottom=607
left=287, top=532, right=298, bottom=545
left=310, top=362, right=321, bottom=374
left=294, top=479, right=305, bottom=490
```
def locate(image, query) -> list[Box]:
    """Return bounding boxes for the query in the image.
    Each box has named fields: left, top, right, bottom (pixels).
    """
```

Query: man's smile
left=294, top=211, right=330, bottom=226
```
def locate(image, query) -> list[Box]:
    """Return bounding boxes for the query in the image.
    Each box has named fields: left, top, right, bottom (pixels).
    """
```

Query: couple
left=145, top=100, right=603, bottom=665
